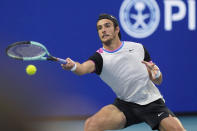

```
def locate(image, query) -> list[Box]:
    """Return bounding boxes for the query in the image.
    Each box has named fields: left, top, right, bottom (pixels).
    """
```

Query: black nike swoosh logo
left=129, top=49, right=134, bottom=52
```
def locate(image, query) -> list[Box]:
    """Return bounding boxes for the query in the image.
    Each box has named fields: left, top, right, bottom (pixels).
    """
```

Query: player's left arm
left=141, top=46, right=162, bottom=85
left=142, top=61, right=162, bottom=85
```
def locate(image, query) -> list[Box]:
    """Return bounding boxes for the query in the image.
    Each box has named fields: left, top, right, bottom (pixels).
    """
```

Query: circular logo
left=119, top=0, right=160, bottom=38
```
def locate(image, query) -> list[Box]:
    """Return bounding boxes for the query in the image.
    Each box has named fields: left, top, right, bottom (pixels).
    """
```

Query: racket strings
left=7, top=44, right=46, bottom=58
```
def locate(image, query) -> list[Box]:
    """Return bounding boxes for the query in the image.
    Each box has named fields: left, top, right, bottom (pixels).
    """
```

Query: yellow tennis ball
left=26, top=65, right=37, bottom=75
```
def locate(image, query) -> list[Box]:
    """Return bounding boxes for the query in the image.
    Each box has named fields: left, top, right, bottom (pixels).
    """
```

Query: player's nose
left=101, top=26, right=107, bottom=32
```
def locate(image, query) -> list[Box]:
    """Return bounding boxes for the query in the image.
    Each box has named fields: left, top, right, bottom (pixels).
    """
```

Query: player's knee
left=172, top=126, right=185, bottom=131
left=165, top=125, right=185, bottom=131
left=84, top=118, right=92, bottom=128
left=84, top=118, right=93, bottom=130
left=84, top=117, right=102, bottom=130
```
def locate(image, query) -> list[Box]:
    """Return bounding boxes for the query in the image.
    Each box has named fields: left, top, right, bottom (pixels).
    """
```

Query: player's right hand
left=61, top=58, right=75, bottom=71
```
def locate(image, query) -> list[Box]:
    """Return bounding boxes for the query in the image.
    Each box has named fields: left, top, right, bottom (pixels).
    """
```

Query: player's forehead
left=97, top=19, right=113, bottom=26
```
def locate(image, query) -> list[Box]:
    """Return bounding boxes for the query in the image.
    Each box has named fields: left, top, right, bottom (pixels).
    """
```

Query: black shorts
left=113, top=98, right=175, bottom=130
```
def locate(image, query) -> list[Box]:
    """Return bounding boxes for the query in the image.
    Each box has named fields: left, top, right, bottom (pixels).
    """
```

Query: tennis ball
left=26, top=65, right=37, bottom=75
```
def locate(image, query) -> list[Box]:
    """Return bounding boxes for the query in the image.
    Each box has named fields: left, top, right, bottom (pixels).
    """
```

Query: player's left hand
left=142, top=61, right=160, bottom=80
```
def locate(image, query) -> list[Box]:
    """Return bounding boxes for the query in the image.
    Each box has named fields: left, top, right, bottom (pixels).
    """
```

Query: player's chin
left=101, top=38, right=112, bottom=44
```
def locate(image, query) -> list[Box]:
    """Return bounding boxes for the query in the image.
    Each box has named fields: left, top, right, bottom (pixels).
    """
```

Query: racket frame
left=6, top=41, right=66, bottom=63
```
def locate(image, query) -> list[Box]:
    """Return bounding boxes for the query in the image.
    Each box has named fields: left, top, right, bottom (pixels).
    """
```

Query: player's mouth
left=102, top=34, right=110, bottom=38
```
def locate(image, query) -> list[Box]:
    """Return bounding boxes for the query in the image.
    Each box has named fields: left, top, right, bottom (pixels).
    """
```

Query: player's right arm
left=61, top=58, right=95, bottom=75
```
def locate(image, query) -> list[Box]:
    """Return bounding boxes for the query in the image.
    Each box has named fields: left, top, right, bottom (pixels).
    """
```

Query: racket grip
left=57, top=58, right=67, bottom=64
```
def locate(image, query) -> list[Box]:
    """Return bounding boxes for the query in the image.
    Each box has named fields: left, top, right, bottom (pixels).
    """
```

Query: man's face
left=97, top=19, right=118, bottom=44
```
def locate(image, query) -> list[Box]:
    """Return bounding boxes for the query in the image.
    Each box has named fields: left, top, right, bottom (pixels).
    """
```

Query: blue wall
left=0, top=0, right=196, bottom=117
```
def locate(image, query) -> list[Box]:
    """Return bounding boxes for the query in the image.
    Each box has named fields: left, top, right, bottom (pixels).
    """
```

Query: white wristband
left=155, top=70, right=161, bottom=79
left=71, top=63, right=77, bottom=72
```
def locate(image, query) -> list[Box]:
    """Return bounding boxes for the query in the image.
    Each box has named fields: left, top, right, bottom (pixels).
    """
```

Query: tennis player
left=61, top=14, right=185, bottom=131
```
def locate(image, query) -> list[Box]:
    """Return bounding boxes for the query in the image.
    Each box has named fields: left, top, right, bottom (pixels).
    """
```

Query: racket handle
left=57, top=58, right=67, bottom=64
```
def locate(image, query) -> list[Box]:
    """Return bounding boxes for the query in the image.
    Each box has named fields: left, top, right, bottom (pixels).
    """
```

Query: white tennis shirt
left=89, top=41, right=163, bottom=105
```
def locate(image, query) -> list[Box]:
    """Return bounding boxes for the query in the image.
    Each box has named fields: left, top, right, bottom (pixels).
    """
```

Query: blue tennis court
left=33, top=116, right=197, bottom=131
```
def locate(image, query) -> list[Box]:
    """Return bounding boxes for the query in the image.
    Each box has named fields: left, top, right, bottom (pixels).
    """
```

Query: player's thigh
left=159, top=115, right=185, bottom=131
left=85, top=104, right=126, bottom=130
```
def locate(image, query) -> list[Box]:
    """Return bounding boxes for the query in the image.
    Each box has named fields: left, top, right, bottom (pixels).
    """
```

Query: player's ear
left=115, top=26, right=120, bottom=35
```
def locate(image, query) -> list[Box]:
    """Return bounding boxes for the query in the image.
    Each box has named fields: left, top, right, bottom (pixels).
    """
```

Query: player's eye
left=97, top=25, right=102, bottom=30
left=104, top=23, right=111, bottom=28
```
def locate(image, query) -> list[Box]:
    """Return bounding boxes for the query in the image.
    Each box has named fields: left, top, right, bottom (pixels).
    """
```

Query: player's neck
left=103, top=38, right=122, bottom=51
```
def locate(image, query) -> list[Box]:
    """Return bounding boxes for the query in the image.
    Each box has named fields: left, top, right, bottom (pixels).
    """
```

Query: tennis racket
left=5, top=41, right=67, bottom=64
